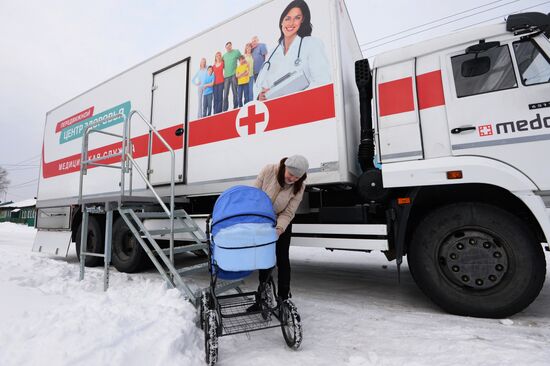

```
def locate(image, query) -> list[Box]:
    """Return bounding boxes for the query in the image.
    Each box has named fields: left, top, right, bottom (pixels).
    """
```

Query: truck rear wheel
left=408, top=202, right=546, bottom=318
left=112, top=217, right=149, bottom=273
left=75, top=216, right=104, bottom=267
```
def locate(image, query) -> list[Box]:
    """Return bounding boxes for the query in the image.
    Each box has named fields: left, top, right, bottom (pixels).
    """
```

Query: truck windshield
left=513, top=39, right=550, bottom=86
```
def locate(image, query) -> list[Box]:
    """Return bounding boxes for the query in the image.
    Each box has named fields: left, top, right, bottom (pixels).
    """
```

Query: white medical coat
left=254, top=36, right=331, bottom=99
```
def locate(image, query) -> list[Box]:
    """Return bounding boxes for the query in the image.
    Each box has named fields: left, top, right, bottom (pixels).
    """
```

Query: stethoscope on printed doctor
left=262, top=37, right=304, bottom=71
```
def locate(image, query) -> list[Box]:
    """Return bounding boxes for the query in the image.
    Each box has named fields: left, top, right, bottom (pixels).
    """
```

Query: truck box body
left=37, top=0, right=362, bottom=207
left=35, top=0, right=550, bottom=318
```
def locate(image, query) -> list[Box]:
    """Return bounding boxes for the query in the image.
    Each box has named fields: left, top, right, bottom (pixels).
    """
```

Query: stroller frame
left=200, top=215, right=302, bottom=365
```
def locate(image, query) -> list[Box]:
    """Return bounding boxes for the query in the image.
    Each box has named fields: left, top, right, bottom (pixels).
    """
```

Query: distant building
left=0, top=199, right=36, bottom=226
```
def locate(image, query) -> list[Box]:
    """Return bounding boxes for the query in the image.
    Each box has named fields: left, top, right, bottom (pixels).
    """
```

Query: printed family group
left=192, top=36, right=268, bottom=118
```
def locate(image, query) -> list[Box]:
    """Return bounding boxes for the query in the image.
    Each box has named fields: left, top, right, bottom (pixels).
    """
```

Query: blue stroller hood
left=212, top=185, right=276, bottom=236
left=210, top=186, right=277, bottom=278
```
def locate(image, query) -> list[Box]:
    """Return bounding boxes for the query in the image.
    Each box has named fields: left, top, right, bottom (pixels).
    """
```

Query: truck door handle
left=451, top=126, right=476, bottom=134
left=175, top=128, right=184, bottom=136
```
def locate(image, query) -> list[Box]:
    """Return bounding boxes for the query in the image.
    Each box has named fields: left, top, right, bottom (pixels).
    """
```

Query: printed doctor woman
left=254, top=0, right=330, bottom=101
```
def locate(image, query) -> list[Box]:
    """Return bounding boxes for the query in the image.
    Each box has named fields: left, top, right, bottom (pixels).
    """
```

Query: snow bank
left=0, top=223, right=203, bottom=366
left=1, top=222, right=550, bottom=366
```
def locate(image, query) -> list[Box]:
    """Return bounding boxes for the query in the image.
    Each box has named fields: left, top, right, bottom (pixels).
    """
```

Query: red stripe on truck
left=42, top=84, right=336, bottom=178
left=42, top=125, right=183, bottom=178
left=417, top=70, right=445, bottom=110
left=265, top=84, right=336, bottom=131
left=378, top=77, right=415, bottom=117
left=188, top=84, right=336, bottom=147
left=378, top=70, right=446, bottom=117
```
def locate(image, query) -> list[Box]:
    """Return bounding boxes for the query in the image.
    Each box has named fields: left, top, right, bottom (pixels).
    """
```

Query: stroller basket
left=216, top=292, right=279, bottom=335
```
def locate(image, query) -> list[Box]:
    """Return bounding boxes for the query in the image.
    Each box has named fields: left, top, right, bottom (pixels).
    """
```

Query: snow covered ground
left=1, top=222, right=549, bottom=366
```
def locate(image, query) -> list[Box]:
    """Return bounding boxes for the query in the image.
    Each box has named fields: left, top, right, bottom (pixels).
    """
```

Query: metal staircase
left=77, top=110, right=239, bottom=307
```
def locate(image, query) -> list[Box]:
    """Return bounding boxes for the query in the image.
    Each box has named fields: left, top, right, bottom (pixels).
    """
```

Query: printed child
left=202, top=66, right=215, bottom=117
left=235, top=56, right=251, bottom=108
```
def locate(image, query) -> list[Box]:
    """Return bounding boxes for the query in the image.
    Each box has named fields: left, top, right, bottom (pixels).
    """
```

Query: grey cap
left=285, top=155, right=309, bottom=177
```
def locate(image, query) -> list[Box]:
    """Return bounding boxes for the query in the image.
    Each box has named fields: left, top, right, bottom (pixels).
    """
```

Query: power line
left=1, top=164, right=39, bottom=167
left=7, top=154, right=41, bottom=166
left=4, top=167, right=40, bottom=172
left=452, top=0, right=550, bottom=32
left=359, top=0, right=512, bottom=47
left=361, top=0, right=523, bottom=52
left=8, top=178, right=39, bottom=189
left=4, top=191, right=31, bottom=200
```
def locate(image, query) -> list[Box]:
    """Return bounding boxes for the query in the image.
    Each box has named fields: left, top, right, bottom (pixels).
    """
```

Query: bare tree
left=0, top=166, right=9, bottom=198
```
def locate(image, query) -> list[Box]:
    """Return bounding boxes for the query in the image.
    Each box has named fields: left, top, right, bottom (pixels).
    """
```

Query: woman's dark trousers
left=259, top=223, right=292, bottom=300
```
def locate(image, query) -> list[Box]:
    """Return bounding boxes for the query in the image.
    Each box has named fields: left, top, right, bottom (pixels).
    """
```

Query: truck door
left=376, top=60, right=424, bottom=163
left=149, top=59, right=189, bottom=185
left=445, top=37, right=550, bottom=189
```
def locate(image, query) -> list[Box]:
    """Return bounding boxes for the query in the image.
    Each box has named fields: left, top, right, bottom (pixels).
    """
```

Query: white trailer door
left=149, top=59, right=188, bottom=185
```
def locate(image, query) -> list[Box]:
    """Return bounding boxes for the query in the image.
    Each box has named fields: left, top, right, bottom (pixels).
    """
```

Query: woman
left=254, top=155, right=308, bottom=301
left=254, top=0, right=330, bottom=101
left=244, top=43, right=255, bottom=103
left=212, top=52, right=224, bottom=114
left=192, top=58, right=208, bottom=118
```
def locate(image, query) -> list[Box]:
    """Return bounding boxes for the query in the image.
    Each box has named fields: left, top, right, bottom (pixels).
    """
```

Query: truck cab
left=359, top=12, right=550, bottom=317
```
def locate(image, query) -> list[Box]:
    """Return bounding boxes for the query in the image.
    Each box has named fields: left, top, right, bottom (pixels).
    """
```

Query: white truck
left=35, top=0, right=550, bottom=318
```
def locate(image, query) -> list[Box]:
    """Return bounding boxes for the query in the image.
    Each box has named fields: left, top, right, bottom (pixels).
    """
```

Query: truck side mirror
left=461, top=56, right=491, bottom=77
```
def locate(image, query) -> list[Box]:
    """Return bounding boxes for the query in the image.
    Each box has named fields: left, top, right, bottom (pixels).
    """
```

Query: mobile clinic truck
left=34, top=0, right=550, bottom=318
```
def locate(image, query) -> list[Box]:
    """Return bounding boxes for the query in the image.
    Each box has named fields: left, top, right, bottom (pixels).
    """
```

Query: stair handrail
left=79, top=125, right=124, bottom=205
left=122, top=110, right=176, bottom=263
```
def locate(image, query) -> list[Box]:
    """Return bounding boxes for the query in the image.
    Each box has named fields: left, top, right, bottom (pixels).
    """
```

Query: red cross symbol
left=478, top=124, right=493, bottom=137
left=239, top=105, right=265, bottom=135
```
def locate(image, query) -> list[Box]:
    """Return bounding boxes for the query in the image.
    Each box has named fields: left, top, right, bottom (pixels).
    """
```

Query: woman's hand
left=258, top=87, right=270, bottom=101
left=276, top=227, right=284, bottom=237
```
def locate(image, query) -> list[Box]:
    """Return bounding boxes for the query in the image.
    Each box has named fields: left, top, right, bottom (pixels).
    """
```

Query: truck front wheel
left=408, top=202, right=546, bottom=318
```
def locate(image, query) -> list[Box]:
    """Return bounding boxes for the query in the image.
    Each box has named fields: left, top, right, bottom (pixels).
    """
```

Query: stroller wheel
left=204, top=310, right=219, bottom=365
left=280, top=299, right=302, bottom=349
left=199, top=291, right=210, bottom=330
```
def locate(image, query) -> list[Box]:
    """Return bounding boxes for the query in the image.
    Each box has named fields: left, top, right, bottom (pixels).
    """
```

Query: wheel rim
left=438, top=228, right=510, bottom=291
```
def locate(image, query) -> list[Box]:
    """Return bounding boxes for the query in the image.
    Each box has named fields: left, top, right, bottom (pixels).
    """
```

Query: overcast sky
left=0, top=0, right=548, bottom=203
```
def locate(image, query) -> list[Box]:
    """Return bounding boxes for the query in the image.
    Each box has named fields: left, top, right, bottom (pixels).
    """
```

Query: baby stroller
left=200, top=186, right=303, bottom=365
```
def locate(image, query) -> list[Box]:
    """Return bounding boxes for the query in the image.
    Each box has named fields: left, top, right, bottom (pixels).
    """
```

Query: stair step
left=156, top=243, right=207, bottom=255
left=81, top=252, right=105, bottom=258
left=146, top=227, right=197, bottom=236
left=134, top=209, right=191, bottom=219
left=175, top=262, right=209, bottom=275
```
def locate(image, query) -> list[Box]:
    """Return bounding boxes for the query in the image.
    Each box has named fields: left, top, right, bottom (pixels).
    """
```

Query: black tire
left=75, top=216, right=104, bottom=267
left=204, top=309, right=218, bottom=366
left=111, top=217, right=149, bottom=273
left=408, top=202, right=546, bottom=318
left=199, top=291, right=210, bottom=330
left=280, top=299, right=302, bottom=349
